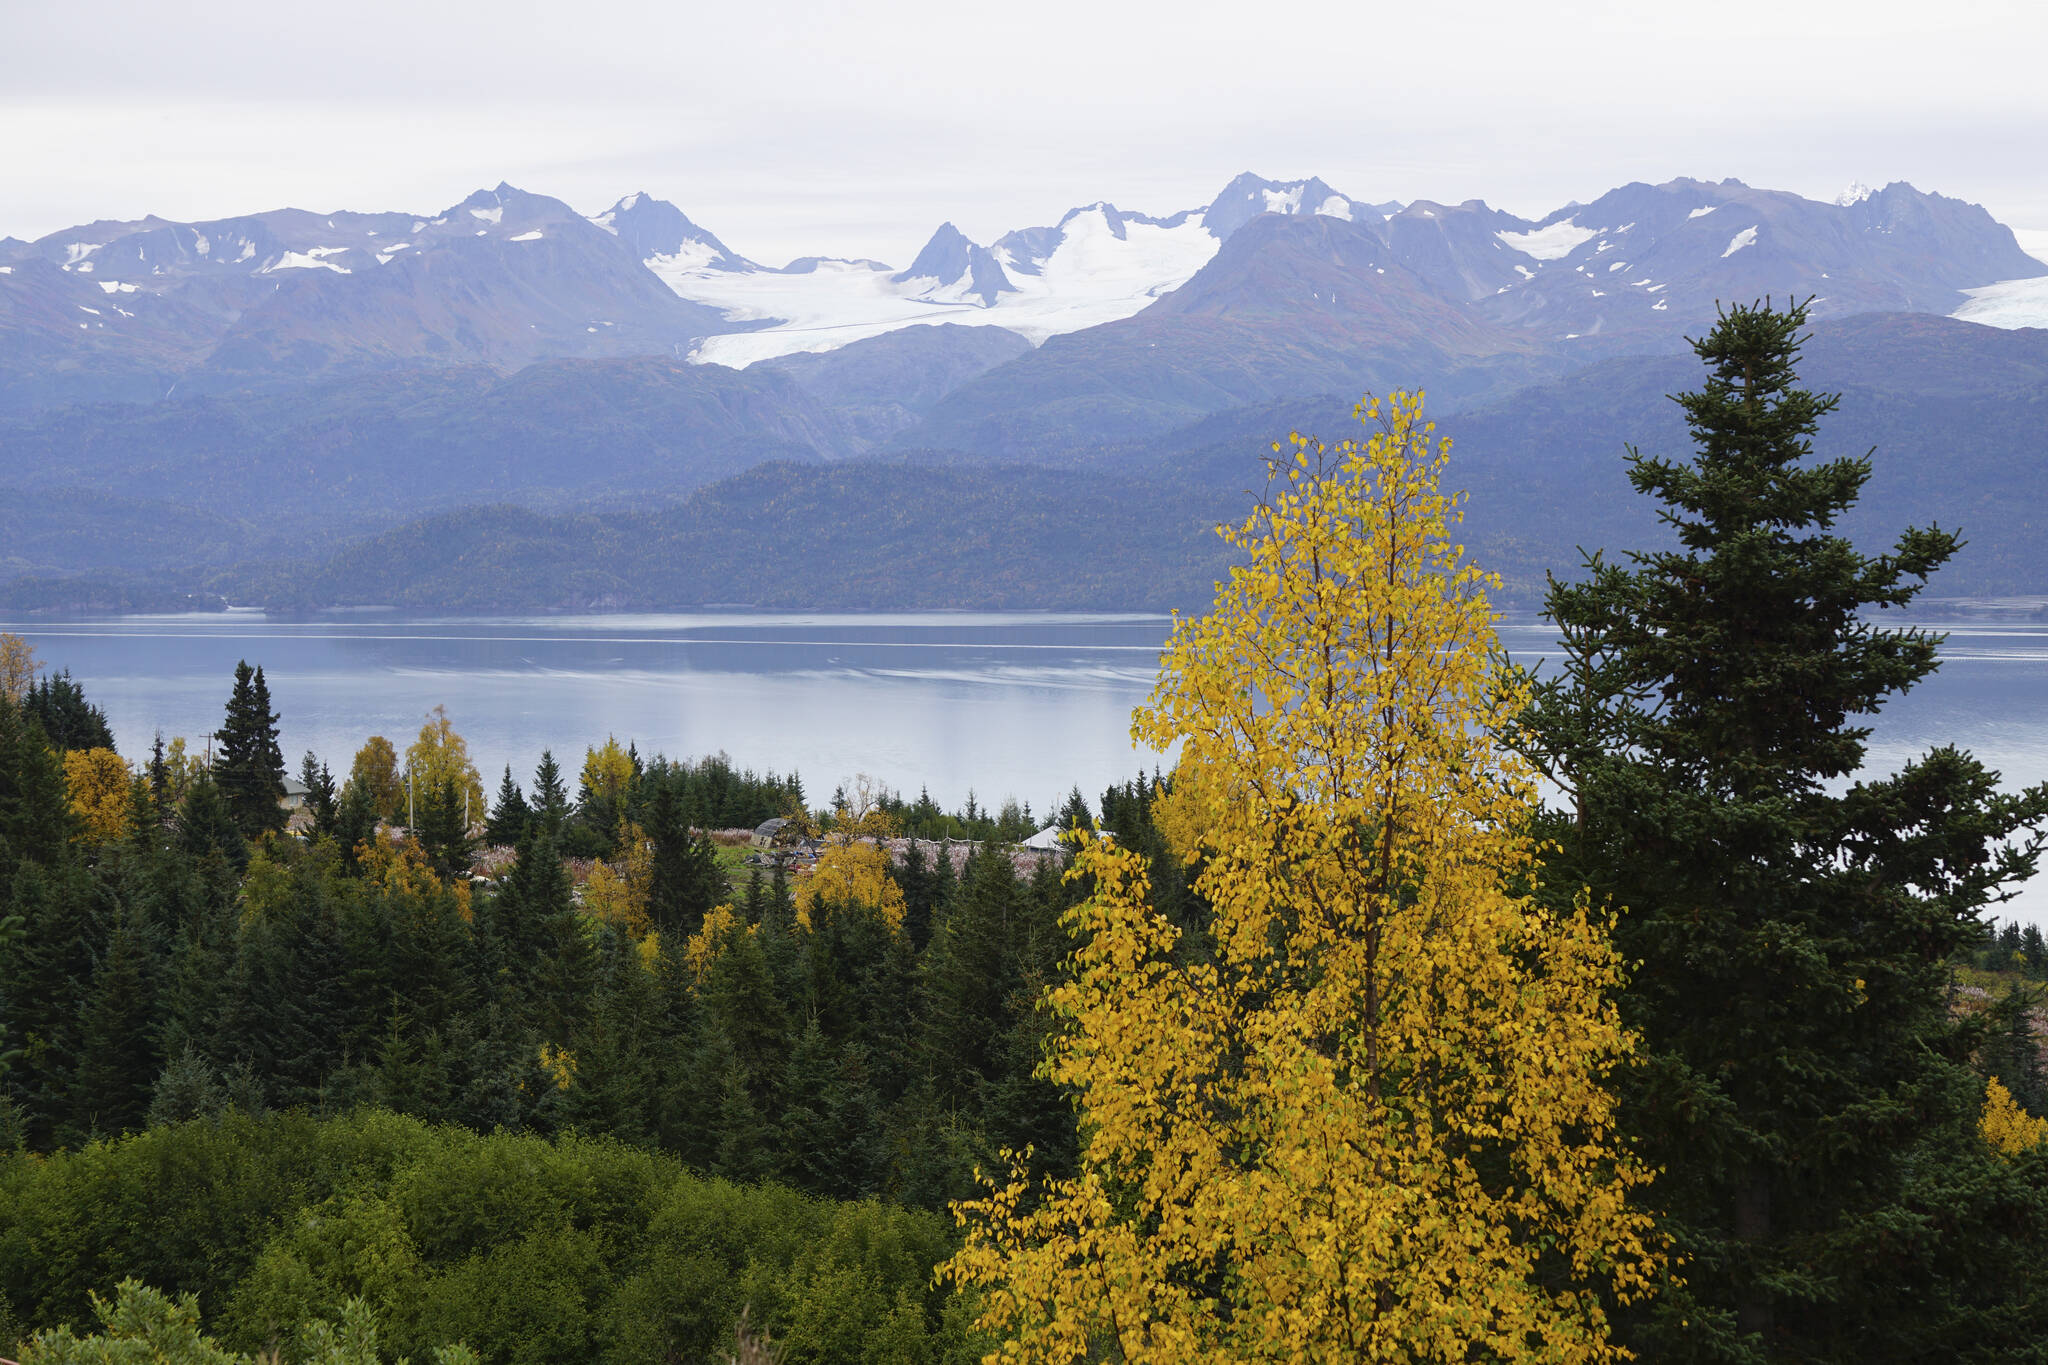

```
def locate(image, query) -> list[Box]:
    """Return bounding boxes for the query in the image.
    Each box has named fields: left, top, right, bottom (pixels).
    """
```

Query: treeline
left=0, top=647, right=1195, bottom=1358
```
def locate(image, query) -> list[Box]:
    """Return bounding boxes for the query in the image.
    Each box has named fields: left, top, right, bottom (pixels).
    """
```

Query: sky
left=4, top=0, right=2046, bottom=267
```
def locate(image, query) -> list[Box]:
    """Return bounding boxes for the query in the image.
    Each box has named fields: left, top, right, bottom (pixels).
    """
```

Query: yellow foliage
left=581, top=737, right=637, bottom=805
left=356, top=829, right=444, bottom=900
left=792, top=840, right=906, bottom=933
left=345, top=828, right=472, bottom=917
left=157, top=736, right=206, bottom=808
left=401, top=707, right=485, bottom=825
left=63, top=747, right=132, bottom=843
left=945, top=394, right=1662, bottom=1363
left=1983, top=1076, right=2048, bottom=1156
left=0, top=632, right=36, bottom=704
left=636, top=930, right=663, bottom=973
left=824, top=773, right=899, bottom=846
left=683, top=904, right=745, bottom=980
left=238, top=847, right=297, bottom=928
left=538, top=1042, right=577, bottom=1092
left=347, top=736, right=403, bottom=818
left=584, top=824, right=654, bottom=939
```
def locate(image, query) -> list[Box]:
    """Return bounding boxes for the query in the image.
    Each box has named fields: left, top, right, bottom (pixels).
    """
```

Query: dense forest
left=0, top=636, right=1183, bottom=1361
left=6, top=303, right=2048, bottom=1362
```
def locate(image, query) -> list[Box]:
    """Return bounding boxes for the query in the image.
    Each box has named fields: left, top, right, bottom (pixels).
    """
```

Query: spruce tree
left=212, top=661, right=285, bottom=838
left=1524, top=300, right=2048, bottom=1357
left=298, top=752, right=337, bottom=838
left=332, top=776, right=379, bottom=868
left=487, top=830, right=590, bottom=1043
left=485, top=765, right=532, bottom=847
left=69, top=908, right=159, bottom=1139
left=21, top=670, right=114, bottom=752
left=644, top=778, right=724, bottom=937
left=531, top=750, right=571, bottom=839
left=778, top=1015, right=841, bottom=1195
left=0, top=694, right=75, bottom=881
left=146, top=733, right=169, bottom=812
left=416, top=776, right=471, bottom=880
left=176, top=772, right=249, bottom=874
left=217, top=865, right=346, bottom=1110
left=1, top=861, right=103, bottom=1148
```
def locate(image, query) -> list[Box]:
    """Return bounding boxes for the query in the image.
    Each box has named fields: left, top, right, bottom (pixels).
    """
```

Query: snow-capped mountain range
left=2, top=171, right=2043, bottom=418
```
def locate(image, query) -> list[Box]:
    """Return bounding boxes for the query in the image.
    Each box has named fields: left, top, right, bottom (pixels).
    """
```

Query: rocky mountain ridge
left=5, top=172, right=2040, bottom=418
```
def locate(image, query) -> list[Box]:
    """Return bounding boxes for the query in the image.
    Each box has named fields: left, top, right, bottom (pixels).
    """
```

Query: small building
left=750, top=817, right=803, bottom=852
left=1022, top=824, right=1115, bottom=853
left=280, top=775, right=311, bottom=812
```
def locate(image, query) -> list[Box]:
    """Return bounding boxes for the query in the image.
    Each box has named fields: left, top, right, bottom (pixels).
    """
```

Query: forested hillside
left=215, top=463, right=1243, bottom=612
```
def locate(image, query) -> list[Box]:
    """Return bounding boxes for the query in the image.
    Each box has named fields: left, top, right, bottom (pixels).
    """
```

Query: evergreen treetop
left=1525, top=298, right=2048, bottom=1357
left=212, top=662, right=285, bottom=839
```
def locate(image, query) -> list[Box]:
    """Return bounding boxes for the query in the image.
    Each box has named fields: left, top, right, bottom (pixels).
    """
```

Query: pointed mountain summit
left=592, top=192, right=753, bottom=272
left=892, top=223, right=1016, bottom=306
left=1199, top=172, right=1384, bottom=240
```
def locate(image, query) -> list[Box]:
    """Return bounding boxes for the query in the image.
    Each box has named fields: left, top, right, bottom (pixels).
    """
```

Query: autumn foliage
left=947, top=393, right=1661, bottom=1362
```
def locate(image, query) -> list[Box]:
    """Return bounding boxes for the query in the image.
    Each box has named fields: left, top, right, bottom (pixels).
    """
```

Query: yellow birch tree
left=347, top=736, right=404, bottom=820
left=584, top=821, right=655, bottom=938
left=1982, top=1077, right=2048, bottom=1156
left=0, top=632, right=36, bottom=704
left=946, top=393, right=1662, bottom=1363
left=402, top=707, right=485, bottom=824
left=63, top=747, right=133, bottom=843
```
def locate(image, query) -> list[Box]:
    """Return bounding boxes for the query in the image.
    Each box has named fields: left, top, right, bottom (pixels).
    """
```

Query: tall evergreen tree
left=176, top=772, right=249, bottom=874
left=297, top=752, right=338, bottom=838
left=332, top=776, right=379, bottom=868
left=146, top=733, right=170, bottom=813
left=644, top=778, right=723, bottom=937
left=217, top=860, right=346, bottom=1110
left=415, top=776, right=471, bottom=880
left=0, top=862, right=102, bottom=1148
left=485, top=765, right=532, bottom=847
left=0, top=694, right=75, bottom=881
left=486, top=831, right=590, bottom=1043
left=69, top=908, right=159, bottom=1139
left=212, top=662, right=285, bottom=838
left=21, top=670, right=114, bottom=752
left=531, top=750, right=571, bottom=839
left=1523, top=300, right=2048, bottom=1358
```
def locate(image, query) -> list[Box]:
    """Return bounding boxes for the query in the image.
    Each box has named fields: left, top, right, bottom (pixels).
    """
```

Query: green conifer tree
left=298, top=752, right=338, bottom=838
left=531, top=750, right=571, bottom=839
left=485, top=766, right=532, bottom=847
left=1522, top=300, right=2048, bottom=1357
left=212, top=662, right=285, bottom=838
left=644, top=779, right=725, bottom=938
left=21, top=670, right=114, bottom=752
left=69, top=909, right=159, bottom=1139
left=778, top=1015, right=841, bottom=1195
left=176, top=772, right=249, bottom=874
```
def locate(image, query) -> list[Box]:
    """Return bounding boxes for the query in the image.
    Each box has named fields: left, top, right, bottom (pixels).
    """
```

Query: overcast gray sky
left=5, top=0, right=2043, bottom=266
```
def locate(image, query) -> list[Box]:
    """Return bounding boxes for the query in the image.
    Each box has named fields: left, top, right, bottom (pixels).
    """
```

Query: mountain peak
left=1199, top=173, right=1375, bottom=241
left=592, top=193, right=750, bottom=271
left=893, top=223, right=1015, bottom=306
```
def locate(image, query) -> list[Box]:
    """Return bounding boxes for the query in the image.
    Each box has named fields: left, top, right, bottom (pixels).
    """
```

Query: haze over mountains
left=2, top=170, right=2044, bottom=610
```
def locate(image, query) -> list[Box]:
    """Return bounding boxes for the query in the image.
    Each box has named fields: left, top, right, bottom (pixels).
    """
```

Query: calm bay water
left=10, top=605, right=2047, bottom=924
